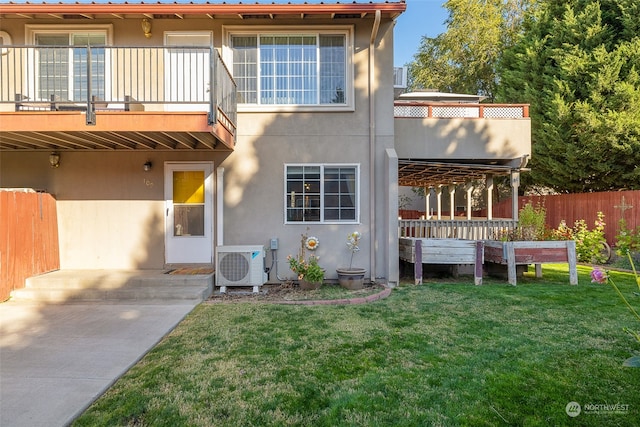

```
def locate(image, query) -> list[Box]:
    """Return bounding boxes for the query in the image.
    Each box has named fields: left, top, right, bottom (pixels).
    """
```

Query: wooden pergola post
left=424, top=186, right=431, bottom=219
left=465, top=182, right=473, bottom=220
left=449, top=185, right=456, bottom=220
left=510, top=170, right=520, bottom=221
left=436, top=185, right=443, bottom=220
left=486, top=174, right=494, bottom=220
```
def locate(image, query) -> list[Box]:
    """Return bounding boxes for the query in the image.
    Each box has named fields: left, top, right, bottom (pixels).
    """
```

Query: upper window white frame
left=25, top=25, right=113, bottom=102
left=25, top=25, right=114, bottom=44
left=284, top=163, right=360, bottom=224
left=223, top=26, right=354, bottom=112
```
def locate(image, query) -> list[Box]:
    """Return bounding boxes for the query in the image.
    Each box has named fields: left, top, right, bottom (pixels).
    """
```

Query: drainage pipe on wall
left=369, top=10, right=381, bottom=282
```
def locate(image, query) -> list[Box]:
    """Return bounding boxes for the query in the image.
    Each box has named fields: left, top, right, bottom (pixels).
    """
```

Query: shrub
left=498, top=202, right=549, bottom=241
left=573, top=212, right=607, bottom=264
left=551, top=212, right=608, bottom=264
left=616, top=218, right=640, bottom=257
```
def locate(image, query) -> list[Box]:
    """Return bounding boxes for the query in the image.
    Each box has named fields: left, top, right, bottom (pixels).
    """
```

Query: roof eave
left=0, top=2, right=407, bottom=19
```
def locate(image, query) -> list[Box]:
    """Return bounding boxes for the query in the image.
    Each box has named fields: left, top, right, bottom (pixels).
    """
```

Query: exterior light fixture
left=49, top=152, right=60, bottom=168
left=143, top=161, right=152, bottom=171
left=141, top=19, right=152, bottom=38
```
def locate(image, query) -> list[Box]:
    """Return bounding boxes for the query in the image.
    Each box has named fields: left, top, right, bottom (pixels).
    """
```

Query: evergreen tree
left=498, top=0, right=640, bottom=192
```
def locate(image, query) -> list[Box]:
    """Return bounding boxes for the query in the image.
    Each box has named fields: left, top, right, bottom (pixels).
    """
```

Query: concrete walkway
left=0, top=300, right=199, bottom=427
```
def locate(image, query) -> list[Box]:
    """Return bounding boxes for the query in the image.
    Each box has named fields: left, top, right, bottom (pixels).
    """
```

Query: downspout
left=369, top=10, right=381, bottom=282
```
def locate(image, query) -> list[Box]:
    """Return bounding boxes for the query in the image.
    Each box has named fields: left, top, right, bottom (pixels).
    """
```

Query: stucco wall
left=219, top=19, right=398, bottom=282
left=0, top=151, right=223, bottom=269
left=0, top=14, right=398, bottom=279
left=395, top=117, right=531, bottom=161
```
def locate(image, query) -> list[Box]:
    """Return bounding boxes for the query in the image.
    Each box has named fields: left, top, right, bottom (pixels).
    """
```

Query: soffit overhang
left=0, top=2, right=407, bottom=20
left=398, top=160, right=526, bottom=188
left=0, top=111, right=235, bottom=151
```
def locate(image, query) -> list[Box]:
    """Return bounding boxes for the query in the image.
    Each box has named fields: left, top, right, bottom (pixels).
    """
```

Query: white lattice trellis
left=394, top=105, right=429, bottom=117
left=483, top=106, right=524, bottom=119
left=394, top=104, right=526, bottom=119
left=432, top=106, right=480, bottom=118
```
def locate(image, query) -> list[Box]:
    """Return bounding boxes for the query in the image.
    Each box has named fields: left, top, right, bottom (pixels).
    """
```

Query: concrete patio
left=0, top=269, right=213, bottom=426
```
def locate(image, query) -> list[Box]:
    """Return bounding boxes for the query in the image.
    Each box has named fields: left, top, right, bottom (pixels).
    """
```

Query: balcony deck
left=394, top=100, right=531, bottom=187
left=0, top=45, right=236, bottom=151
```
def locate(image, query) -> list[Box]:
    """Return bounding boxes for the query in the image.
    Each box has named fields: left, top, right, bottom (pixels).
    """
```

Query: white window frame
left=223, top=25, right=354, bottom=113
left=25, top=25, right=113, bottom=102
left=284, top=163, right=360, bottom=224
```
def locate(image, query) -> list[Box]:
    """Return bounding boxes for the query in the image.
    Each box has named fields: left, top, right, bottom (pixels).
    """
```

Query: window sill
left=238, top=104, right=355, bottom=114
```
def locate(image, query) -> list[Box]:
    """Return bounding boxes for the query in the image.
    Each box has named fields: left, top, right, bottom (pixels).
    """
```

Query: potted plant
left=336, top=231, right=366, bottom=290
left=287, top=233, right=324, bottom=290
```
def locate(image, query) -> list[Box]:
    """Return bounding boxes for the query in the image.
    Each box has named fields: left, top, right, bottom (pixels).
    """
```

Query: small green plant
left=551, top=220, right=573, bottom=241
left=498, top=202, right=548, bottom=241
left=288, top=254, right=324, bottom=283
left=287, top=231, right=324, bottom=283
left=573, top=212, right=607, bottom=264
left=616, top=218, right=640, bottom=257
left=345, top=231, right=361, bottom=269
left=517, top=202, right=547, bottom=240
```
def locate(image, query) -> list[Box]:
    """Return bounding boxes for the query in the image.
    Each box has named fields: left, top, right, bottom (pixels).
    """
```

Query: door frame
left=164, top=31, right=213, bottom=112
left=164, top=161, right=214, bottom=265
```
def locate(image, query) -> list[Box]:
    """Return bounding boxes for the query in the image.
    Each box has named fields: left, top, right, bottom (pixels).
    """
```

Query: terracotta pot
left=336, top=267, right=366, bottom=290
left=299, top=279, right=321, bottom=290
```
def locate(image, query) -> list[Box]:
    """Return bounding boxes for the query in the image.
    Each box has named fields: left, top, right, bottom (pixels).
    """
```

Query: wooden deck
left=399, top=238, right=484, bottom=285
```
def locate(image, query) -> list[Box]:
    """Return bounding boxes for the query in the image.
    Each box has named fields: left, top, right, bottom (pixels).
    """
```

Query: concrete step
left=11, top=270, right=213, bottom=303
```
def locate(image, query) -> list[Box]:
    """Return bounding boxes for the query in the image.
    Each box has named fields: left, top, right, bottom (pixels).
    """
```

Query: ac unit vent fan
left=216, top=245, right=266, bottom=289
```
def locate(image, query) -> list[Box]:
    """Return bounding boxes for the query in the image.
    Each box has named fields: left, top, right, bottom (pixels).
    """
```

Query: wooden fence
left=0, top=189, right=60, bottom=301
left=490, top=190, right=639, bottom=246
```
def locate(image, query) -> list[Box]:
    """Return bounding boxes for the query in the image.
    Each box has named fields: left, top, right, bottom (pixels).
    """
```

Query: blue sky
left=394, top=0, right=448, bottom=67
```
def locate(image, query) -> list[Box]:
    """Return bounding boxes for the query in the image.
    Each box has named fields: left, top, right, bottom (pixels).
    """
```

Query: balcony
left=394, top=101, right=530, bottom=163
left=394, top=97, right=531, bottom=189
left=0, top=45, right=237, bottom=151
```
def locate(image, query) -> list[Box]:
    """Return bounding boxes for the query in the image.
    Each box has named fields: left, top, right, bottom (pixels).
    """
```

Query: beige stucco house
left=0, top=1, right=530, bottom=291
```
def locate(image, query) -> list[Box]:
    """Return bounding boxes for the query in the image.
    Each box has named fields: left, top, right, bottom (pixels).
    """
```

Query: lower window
left=285, top=164, right=358, bottom=223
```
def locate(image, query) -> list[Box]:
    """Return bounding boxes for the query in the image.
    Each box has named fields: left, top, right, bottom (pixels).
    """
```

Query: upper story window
left=227, top=27, right=353, bottom=110
left=26, top=25, right=111, bottom=102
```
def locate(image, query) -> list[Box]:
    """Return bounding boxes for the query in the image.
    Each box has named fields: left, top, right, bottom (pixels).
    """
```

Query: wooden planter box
left=399, top=238, right=484, bottom=285
left=484, top=240, right=578, bottom=286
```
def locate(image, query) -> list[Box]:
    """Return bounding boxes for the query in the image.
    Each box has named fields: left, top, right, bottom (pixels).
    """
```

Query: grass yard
left=73, top=265, right=640, bottom=426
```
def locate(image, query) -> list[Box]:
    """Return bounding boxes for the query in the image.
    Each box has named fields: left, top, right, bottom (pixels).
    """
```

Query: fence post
left=474, top=241, right=483, bottom=285
left=567, top=240, right=578, bottom=285
left=506, top=242, right=517, bottom=286
left=414, top=239, right=422, bottom=285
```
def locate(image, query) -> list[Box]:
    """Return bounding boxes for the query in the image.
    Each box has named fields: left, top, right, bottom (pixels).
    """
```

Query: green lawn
left=73, top=265, right=640, bottom=426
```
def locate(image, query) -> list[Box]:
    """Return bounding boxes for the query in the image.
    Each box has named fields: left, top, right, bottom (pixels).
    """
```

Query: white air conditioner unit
left=216, top=245, right=266, bottom=293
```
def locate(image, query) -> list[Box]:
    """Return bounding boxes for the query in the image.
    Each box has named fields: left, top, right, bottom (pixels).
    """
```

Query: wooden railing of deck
left=399, top=219, right=517, bottom=240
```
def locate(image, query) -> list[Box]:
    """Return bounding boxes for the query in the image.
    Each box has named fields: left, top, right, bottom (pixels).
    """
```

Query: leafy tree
left=498, top=0, right=640, bottom=192
left=409, top=0, right=529, bottom=101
